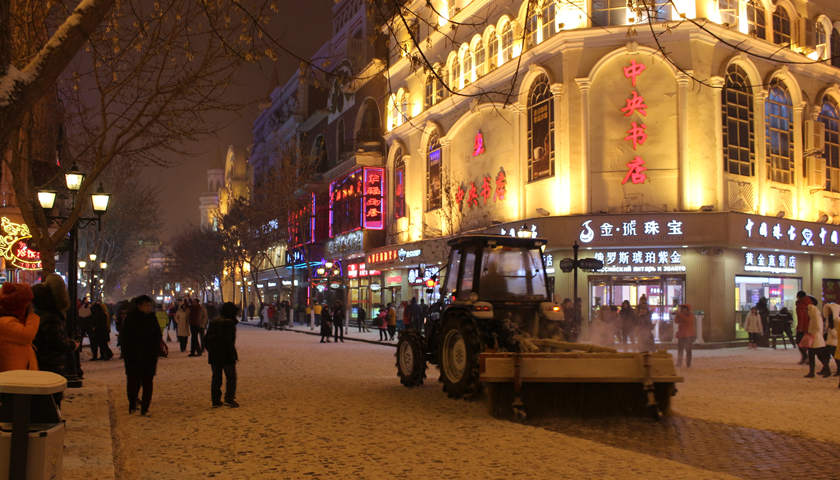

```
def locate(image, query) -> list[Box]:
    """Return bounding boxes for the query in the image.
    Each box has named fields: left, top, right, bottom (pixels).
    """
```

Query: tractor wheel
left=395, top=330, right=426, bottom=387
left=654, top=382, right=676, bottom=416
left=439, top=315, right=482, bottom=399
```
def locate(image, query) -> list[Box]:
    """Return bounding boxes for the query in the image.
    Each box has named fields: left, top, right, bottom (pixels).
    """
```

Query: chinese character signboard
left=0, top=217, right=42, bottom=271
left=620, top=60, right=648, bottom=185
left=743, top=250, right=796, bottom=274
left=736, top=214, right=840, bottom=254
left=578, top=217, right=684, bottom=245
left=454, top=167, right=507, bottom=211
left=592, top=248, right=685, bottom=273
left=363, top=167, right=384, bottom=230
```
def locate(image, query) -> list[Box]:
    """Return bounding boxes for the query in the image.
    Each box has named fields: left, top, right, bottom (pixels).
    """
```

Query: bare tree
left=171, top=226, right=225, bottom=300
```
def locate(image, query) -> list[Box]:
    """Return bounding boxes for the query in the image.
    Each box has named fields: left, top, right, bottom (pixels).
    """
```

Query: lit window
left=500, top=23, right=513, bottom=65
left=722, top=65, right=755, bottom=177
left=633, top=0, right=671, bottom=24
left=527, top=74, right=554, bottom=181
left=746, top=1, right=766, bottom=39
left=820, top=99, right=840, bottom=192
left=592, top=0, right=627, bottom=26
left=772, top=7, right=791, bottom=46
left=451, top=56, right=460, bottom=90
left=765, top=79, right=794, bottom=184
left=526, top=9, right=539, bottom=48
left=425, top=75, right=436, bottom=108
left=718, top=0, right=737, bottom=27
left=393, top=148, right=406, bottom=218
left=487, top=32, right=498, bottom=71
left=541, top=1, right=557, bottom=40
left=474, top=41, right=485, bottom=78
left=462, top=51, right=472, bottom=86
left=816, top=23, right=828, bottom=60
left=400, top=92, right=409, bottom=122
left=427, top=133, right=442, bottom=210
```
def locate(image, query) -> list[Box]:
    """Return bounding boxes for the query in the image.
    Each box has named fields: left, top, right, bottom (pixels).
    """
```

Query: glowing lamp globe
left=37, top=190, right=57, bottom=210
left=90, top=183, right=111, bottom=214
left=64, top=165, right=85, bottom=191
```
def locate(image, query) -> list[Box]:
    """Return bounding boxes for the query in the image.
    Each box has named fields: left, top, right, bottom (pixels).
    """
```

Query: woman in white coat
left=804, top=301, right=829, bottom=378
left=174, top=300, right=191, bottom=353
left=743, top=307, right=763, bottom=349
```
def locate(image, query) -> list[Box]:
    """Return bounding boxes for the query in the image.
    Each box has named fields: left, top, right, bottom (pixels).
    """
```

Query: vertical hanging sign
left=620, top=59, right=649, bottom=185
left=363, top=167, right=384, bottom=230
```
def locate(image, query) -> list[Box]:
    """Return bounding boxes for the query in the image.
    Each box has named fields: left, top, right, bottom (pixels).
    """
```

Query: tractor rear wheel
left=439, top=315, right=482, bottom=398
left=395, top=329, right=426, bottom=387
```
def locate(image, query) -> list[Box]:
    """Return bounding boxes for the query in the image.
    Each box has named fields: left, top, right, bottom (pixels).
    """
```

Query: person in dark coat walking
left=319, top=304, right=332, bottom=343
left=333, top=302, right=345, bottom=343
left=32, top=281, right=78, bottom=407
left=188, top=299, right=204, bottom=356
left=205, top=302, right=239, bottom=407
left=121, top=295, right=162, bottom=415
left=407, top=297, right=423, bottom=332
left=357, top=306, right=367, bottom=332
left=91, top=302, right=113, bottom=360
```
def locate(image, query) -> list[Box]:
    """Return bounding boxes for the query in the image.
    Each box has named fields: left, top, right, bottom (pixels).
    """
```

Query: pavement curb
left=239, top=320, right=397, bottom=348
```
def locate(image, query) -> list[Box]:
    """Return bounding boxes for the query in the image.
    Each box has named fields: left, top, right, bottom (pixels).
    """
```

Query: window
left=479, top=246, right=547, bottom=300
left=440, top=67, right=450, bottom=98
left=393, top=148, right=407, bottom=218
left=633, top=0, right=671, bottom=23
left=722, top=65, right=755, bottom=177
left=832, top=29, right=840, bottom=68
left=765, top=79, right=794, bottom=184
left=425, top=75, right=436, bottom=108
left=314, top=135, right=328, bottom=172
left=427, top=133, right=442, bottom=210
left=526, top=9, right=539, bottom=48
left=451, top=56, right=460, bottom=90
left=400, top=92, right=409, bottom=122
left=820, top=99, right=840, bottom=192
left=718, top=0, right=737, bottom=27
left=488, top=33, right=498, bottom=71
left=527, top=74, right=554, bottom=181
left=541, top=1, right=557, bottom=40
left=330, top=170, right=363, bottom=236
left=772, top=7, right=791, bottom=46
left=746, top=1, right=766, bottom=39
left=474, top=41, right=485, bottom=77
left=816, top=23, right=828, bottom=60
left=592, top=0, right=627, bottom=26
left=463, top=51, right=472, bottom=86
left=460, top=249, right=477, bottom=292
left=500, top=23, right=513, bottom=65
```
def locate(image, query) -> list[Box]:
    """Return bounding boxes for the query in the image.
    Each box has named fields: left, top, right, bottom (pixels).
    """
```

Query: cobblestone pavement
left=532, top=415, right=840, bottom=479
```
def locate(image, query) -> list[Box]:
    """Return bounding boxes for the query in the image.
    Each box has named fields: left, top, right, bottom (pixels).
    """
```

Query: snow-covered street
left=61, top=327, right=840, bottom=479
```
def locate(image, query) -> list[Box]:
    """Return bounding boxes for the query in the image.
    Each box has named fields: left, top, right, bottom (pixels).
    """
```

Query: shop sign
left=370, top=283, right=382, bottom=291
left=347, top=263, right=380, bottom=278
left=500, top=224, right=539, bottom=239
left=742, top=216, right=840, bottom=251
left=544, top=254, right=554, bottom=274
left=363, top=167, right=385, bottom=230
left=744, top=251, right=796, bottom=274
left=285, top=247, right=305, bottom=265
left=367, top=247, right=422, bottom=264
left=267, top=282, right=277, bottom=287
left=386, top=274, right=403, bottom=286
left=454, top=167, right=506, bottom=211
left=578, top=218, right=684, bottom=244
left=408, top=266, right=440, bottom=285
left=280, top=280, right=299, bottom=286
left=592, top=249, right=685, bottom=273
left=0, top=217, right=42, bottom=271
left=329, top=282, right=341, bottom=290
left=325, top=230, right=363, bottom=256
left=619, top=59, right=649, bottom=185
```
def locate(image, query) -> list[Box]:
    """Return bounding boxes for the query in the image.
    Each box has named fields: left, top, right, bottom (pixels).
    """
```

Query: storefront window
left=589, top=275, right=685, bottom=342
left=734, top=275, right=801, bottom=338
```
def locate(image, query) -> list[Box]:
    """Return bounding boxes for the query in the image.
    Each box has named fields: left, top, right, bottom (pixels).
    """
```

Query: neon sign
left=455, top=167, right=507, bottom=211
left=592, top=249, right=686, bottom=273
left=619, top=59, right=649, bottom=185
left=472, top=131, right=485, bottom=156
left=578, top=218, right=684, bottom=244
left=0, top=217, right=42, bottom=271
left=744, top=251, right=796, bottom=274
left=363, top=167, right=384, bottom=230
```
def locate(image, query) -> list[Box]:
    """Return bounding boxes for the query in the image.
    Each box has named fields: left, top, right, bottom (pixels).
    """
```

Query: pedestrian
left=120, top=295, right=162, bottom=415
left=115, top=304, right=128, bottom=358
left=167, top=303, right=177, bottom=331
left=32, top=280, right=78, bottom=408
left=78, top=299, right=96, bottom=359
left=674, top=304, right=696, bottom=368
left=205, top=302, right=239, bottom=408
left=247, top=302, right=255, bottom=321
left=188, top=299, right=203, bottom=356
left=408, top=297, right=422, bottom=332
left=756, top=296, right=770, bottom=337
left=92, top=302, right=114, bottom=360
left=635, top=295, right=654, bottom=351
left=619, top=300, right=636, bottom=346
left=174, top=300, right=190, bottom=352
left=387, top=303, right=397, bottom=341
left=795, top=291, right=811, bottom=364
left=313, top=302, right=322, bottom=329
left=319, top=304, right=332, bottom=343
left=744, top=307, right=762, bottom=349
left=333, top=302, right=345, bottom=343
left=0, top=283, right=39, bottom=373
left=823, top=301, right=839, bottom=376
left=357, top=306, right=367, bottom=332
left=776, top=307, right=797, bottom=348
left=803, top=297, right=830, bottom=378
left=377, top=307, right=388, bottom=341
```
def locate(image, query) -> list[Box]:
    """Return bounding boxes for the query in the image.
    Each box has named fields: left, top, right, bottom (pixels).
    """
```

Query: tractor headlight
left=541, top=302, right=564, bottom=321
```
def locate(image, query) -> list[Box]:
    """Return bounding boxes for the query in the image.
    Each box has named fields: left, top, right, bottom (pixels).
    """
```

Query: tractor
left=395, top=235, right=682, bottom=419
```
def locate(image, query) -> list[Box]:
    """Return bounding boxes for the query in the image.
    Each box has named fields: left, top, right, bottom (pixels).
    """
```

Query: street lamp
left=79, top=256, right=107, bottom=301
left=37, top=191, right=57, bottom=210
left=89, top=253, right=97, bottom=262
left=64, top=164, right=84, bottom=191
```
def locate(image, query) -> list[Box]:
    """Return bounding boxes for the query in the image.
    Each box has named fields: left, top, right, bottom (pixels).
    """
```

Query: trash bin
left=0, top=370, right=66, bottom=480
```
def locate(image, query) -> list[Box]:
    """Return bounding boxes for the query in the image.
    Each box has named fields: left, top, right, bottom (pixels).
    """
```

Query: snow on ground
left=60, top=328, right=838, bottom=479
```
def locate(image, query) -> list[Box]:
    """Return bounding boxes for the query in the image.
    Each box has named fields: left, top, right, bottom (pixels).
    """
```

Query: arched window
left=451, top=56, right=460, bottom=91
left=592, top=0, right=627, bottom=26
left=474, top=41, right=485, bottom=78
left=426, top=133, right=442, bottom=210
left=314, top=135, right=328, bottom=173
left=527, top=74, right=554, bottom=181
left=772, top=7, right=791, bottom=46
left=393, top=147, right=407, bottom=218
left=718, top=0, right=737, bottom=27
left=462, top=51, right=472, bottom=86
left=487, top=32, right=498, bottom=71
left=832, top=28, right=840, bottom=68
left=500, top=23, right=513, bottom=65
left=820, top=99, right=840, bottom=192
left=400, top=91, right=409, bottom=122
left=440, top=67, right=450, bottom=98
left=425, top=75, right=436, bottom=108
left=526, top=8, right=539, bottom=48
left=541, top=1, right=557, bottom=40
left=816, top=23, right=828, bottom=60
left=722, top=65, right=755, bottom=177
left=746, top=1, right=766, bottom=39
left=765, top=79, right=794, bottom=184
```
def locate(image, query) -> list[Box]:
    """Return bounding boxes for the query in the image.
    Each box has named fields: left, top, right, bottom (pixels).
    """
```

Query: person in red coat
left=674, top=304, right=696, bottom=368
left=795, top=291, right=811, bottom=365
left=0, top=283, right=39, bottom=372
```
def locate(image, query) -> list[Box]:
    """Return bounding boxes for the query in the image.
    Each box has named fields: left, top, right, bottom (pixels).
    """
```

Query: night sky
left=140, top=0, right=333, bottom=240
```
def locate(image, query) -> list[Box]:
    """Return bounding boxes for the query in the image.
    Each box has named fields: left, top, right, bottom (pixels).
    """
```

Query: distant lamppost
left=79, top=255, right=108, bottom=301
left=37, top=165, right=111, bottom=386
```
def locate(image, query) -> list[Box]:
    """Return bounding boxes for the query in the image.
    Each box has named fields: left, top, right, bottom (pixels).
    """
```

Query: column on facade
left=439, top=135, right=453, bottom=236
left=550, top=82, right=569, bottom=215
left=792, top=101, right=806, bottom=219
left=574, top=77, right=591, bottom=214
left=754, top=88, right=767, bottom=213
left=709, top=76, right=726, bottom=210
left=676, top=72, right=691, bottom=211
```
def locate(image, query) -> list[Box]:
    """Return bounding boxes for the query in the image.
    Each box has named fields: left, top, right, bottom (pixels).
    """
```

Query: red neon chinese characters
left=467, top=182, right=479, bottom=208
left=455, top=184, right=466, bottom=210
left=623, top=60, right=646, bottom=87
left=621, top=91, right=647, bottom=117
left=473, top=131, right=485, bottom=156
left=479, top=175, right=492, bottom=204
left=624, top=122, right=647, bottom=150
left=495, top=168, right=506, bottom=201
left=621, top=156, right=648, bottom=185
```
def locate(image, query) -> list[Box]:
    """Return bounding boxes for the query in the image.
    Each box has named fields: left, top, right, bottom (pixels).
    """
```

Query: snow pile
left=0, top=65, right=31, bottom=107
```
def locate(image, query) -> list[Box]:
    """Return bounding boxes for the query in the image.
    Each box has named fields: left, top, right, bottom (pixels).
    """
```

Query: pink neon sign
left=619, top=60, right=649, bottom=185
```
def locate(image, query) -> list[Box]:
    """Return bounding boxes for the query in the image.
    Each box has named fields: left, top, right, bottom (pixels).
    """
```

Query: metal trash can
left=0, top=370, right=67, bottom=480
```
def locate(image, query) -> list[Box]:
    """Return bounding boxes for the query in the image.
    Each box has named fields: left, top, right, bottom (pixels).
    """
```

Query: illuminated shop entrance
left=734, top=275, right=801, bottom=339
left=589, top=275, right=685, bottom=342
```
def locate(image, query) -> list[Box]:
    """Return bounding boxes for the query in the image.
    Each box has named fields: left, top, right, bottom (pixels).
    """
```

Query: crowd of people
left=793, top=290, right=840, bottom=383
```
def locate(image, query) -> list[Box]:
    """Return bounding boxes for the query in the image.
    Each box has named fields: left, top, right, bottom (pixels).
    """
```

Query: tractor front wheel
left=395, top=329, right=426, bottom=387
left=439, top=315, right=482, bottom=399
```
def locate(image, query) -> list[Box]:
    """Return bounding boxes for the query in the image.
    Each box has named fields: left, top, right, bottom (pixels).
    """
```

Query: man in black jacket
left=121, top=295, right=162, bottom=416
left=206, top=302, right=239, bottom=408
